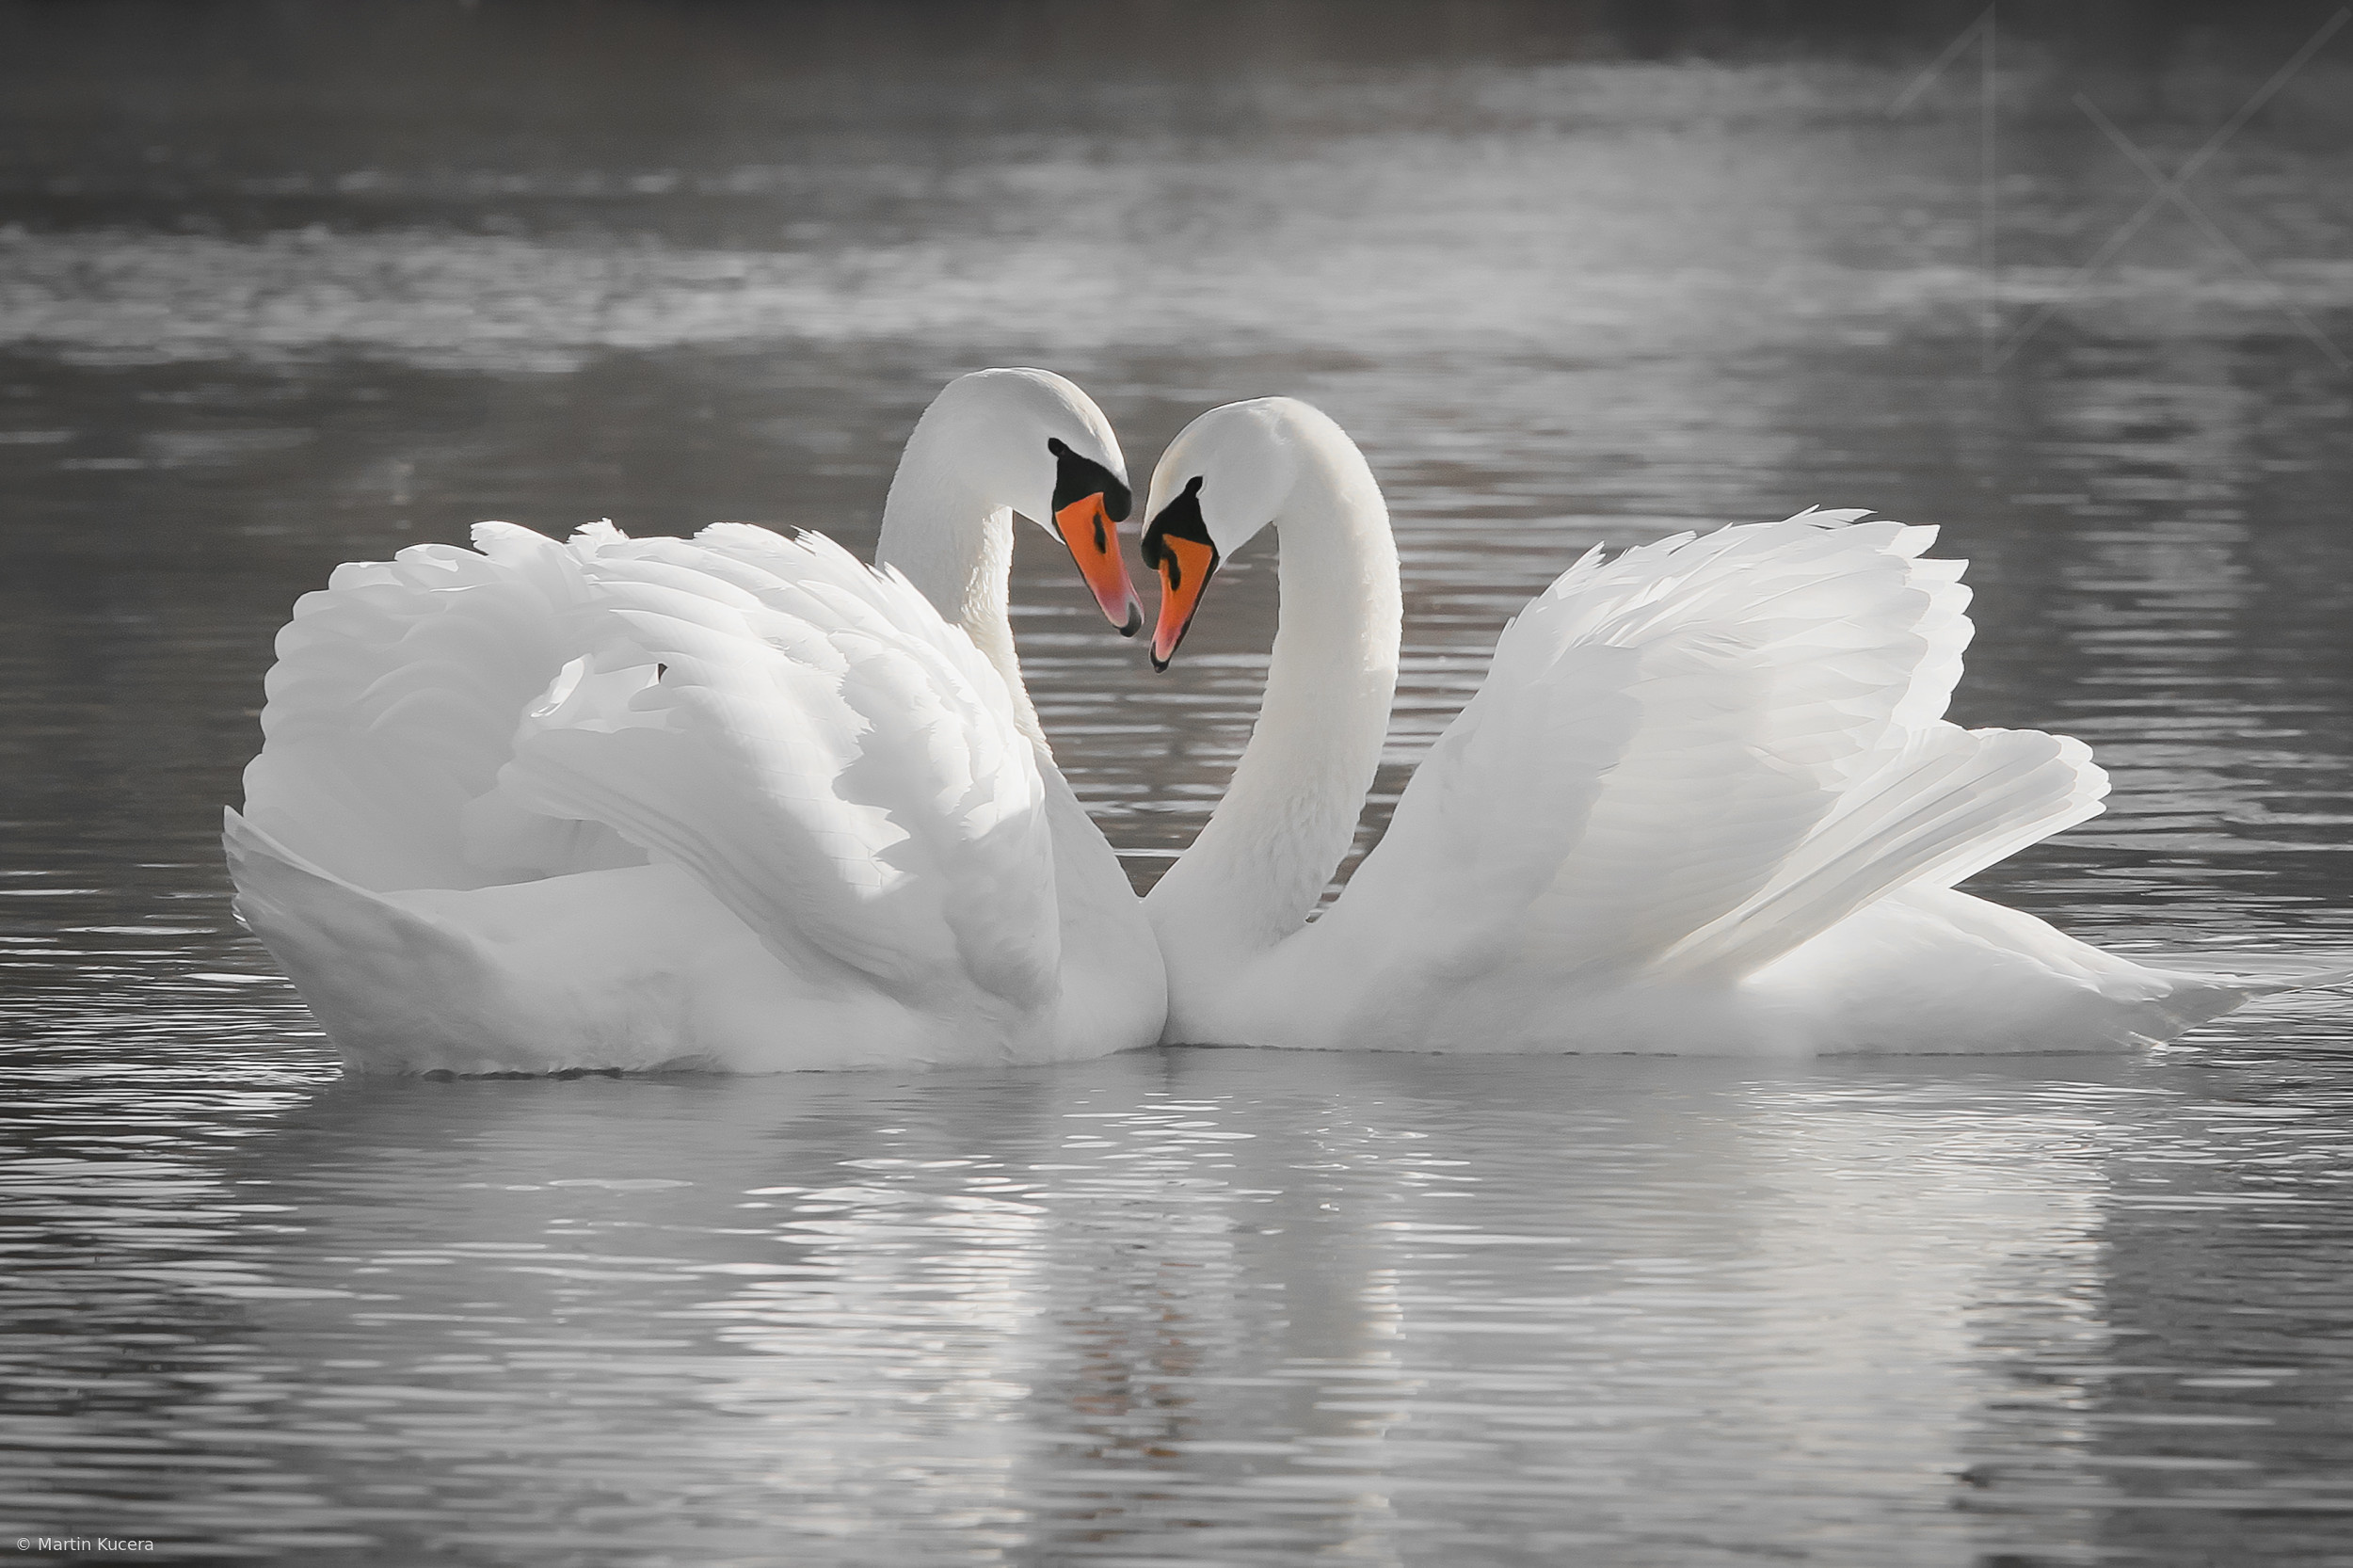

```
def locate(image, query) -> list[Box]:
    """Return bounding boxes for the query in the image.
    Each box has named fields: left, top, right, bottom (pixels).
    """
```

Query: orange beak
left=1054, top=492, right=1143, bottom=636
left=1149, top=533, right=1219, bottom=670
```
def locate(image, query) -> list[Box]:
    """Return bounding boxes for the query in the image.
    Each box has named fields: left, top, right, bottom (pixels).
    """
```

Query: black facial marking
left=1140, top=476, right=1217, bottom=593
left=1049, top=437, right=1131, bottom=524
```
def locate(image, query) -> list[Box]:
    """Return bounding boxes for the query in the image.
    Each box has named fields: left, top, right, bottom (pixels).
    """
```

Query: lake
left=4, top=4, right=2351, bottom=1562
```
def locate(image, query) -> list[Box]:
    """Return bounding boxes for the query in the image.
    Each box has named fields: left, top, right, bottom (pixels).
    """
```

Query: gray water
left=5, top=5, right=2353, bottom=1562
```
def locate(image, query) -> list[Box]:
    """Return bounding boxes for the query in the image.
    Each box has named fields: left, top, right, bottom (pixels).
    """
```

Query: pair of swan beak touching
left=1048, top=432, right=1220, bottom=670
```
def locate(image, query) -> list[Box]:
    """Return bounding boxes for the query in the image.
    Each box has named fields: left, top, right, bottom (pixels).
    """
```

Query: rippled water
left=5, top=5, right=2353, bottom=1561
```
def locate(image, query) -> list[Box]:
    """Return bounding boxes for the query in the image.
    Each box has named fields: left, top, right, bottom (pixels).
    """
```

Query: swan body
left=228, top=370, right=1165, bottom=1073
left=1136, top=397, right=2331, bottom=1055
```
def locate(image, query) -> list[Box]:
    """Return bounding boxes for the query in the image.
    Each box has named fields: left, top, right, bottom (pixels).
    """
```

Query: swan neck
left=1147, top=437, right=1401, bottom=964
left=875, top=407, right=1043, bottom=747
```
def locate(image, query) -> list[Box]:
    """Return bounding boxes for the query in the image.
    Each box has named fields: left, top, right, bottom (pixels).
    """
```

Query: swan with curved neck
left=1135, top=397, right=2332, bottom=1054
left=1141, top=399, right=1401, bottom=977
left=224, top=369, right=1166, bottom=1074
left=877, top=367, right=1142, bottom=742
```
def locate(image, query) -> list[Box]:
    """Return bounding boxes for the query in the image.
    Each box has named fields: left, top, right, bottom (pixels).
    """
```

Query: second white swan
left=1135, top=396, right=2328, bottom=1054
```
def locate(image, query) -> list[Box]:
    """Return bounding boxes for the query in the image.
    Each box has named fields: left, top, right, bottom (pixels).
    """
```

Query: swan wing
left=238, top=521, right=644, bottom=892
left=1657, top=724, right=2107, bottom=979
left=496, top=523, right=1061, bottom=1011
left=1328, top=512, right=2078, bottom=984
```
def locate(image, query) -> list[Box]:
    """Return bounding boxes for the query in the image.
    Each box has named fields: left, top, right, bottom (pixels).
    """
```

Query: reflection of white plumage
left=1138, top=397, right=2336, bottom=1053
left=226, top=370, right=1165, bottom=1073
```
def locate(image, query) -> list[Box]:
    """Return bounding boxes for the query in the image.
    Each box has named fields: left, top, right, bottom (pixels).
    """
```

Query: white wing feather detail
left=1314, top=623, right=1642, bottom=980
left=1658, top=726, right=2107, bottom=979
left=495, top=525, right=1061, bottom=1009
left=238, top=522, right=642, bottom=892
left=243, top=519, right=1059, bottom=1015
left=1324, top=511, right=2095, bottom=986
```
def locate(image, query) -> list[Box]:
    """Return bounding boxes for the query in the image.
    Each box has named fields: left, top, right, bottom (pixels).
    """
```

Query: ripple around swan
left=6, top=9, right=2353, bottom=1563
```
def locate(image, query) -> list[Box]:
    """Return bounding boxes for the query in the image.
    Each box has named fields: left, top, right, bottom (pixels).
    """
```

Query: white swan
left=226, top=368, right=1167, bottom=1074
left=1135, top=397, right=2336, bottom=1054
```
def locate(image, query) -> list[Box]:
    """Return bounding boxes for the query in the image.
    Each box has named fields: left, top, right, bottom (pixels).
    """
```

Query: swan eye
left=1142, top=477, right=1220, bottom=670
left=1141, top=476, right=1216, bottom=583
left=1049, top=439, right=1131, bottom=524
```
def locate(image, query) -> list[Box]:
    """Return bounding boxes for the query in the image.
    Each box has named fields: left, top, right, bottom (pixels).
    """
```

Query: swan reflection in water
left=72, top=1044, right=2295, bottom=1562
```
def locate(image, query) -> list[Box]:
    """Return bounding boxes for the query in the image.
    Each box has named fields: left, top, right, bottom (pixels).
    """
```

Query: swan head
left=1139, top=398, right=1305, bottom=669
left=934, top=367, right=1142, bottom=635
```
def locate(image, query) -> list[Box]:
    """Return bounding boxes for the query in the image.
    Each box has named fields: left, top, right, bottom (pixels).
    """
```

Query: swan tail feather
left=2239, top=966, right=2353, bottom=996
left=223, top=808, right=506, bottom=1073
left=1742, top=886, right=2273, bottom=1051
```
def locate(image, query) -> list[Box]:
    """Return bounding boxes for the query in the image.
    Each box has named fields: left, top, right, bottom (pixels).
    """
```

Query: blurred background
left=4, top=4, right=2353, bottom=1562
